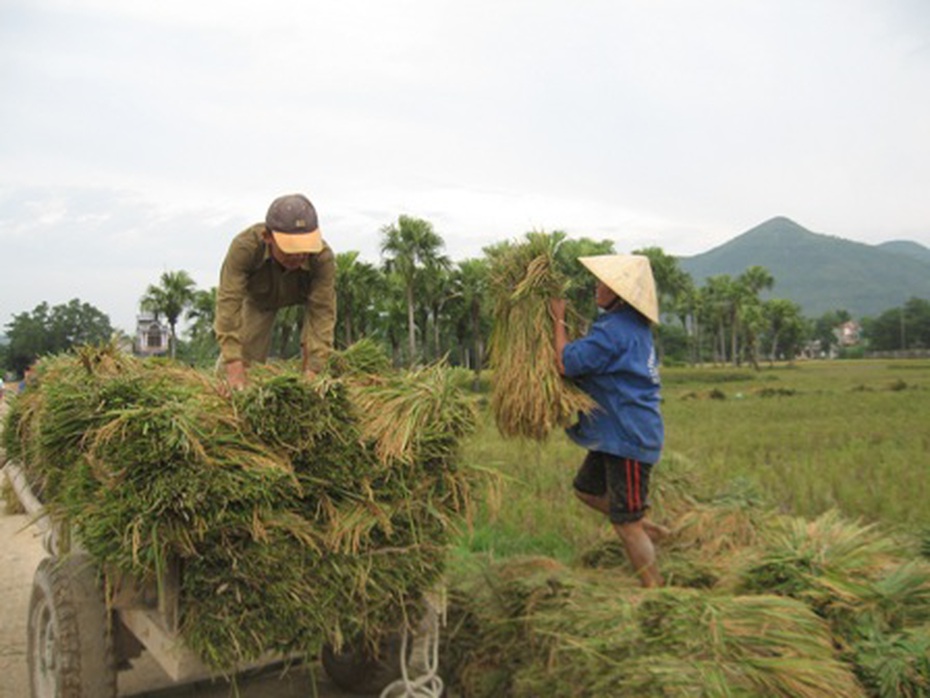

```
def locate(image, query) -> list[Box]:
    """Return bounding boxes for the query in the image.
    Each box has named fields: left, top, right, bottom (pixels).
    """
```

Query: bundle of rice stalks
left=671, top=500, right=769, bottom=558
left=859, top=562, right=930, bottom=633
left=737, top=510, right=901, bottom=628
left=350, top=362, right=479, bottom=467
left=852, top=625, right=930, bottom=698
left=324, top=337, right=392, bottom=378
left=3, top=343, right=478, bottom=671
left=487, top=231, right=595, bottom=440
left=442, top=557, right=864, bottom=697
left=441, top=556, right=576, bottom=698
left=645, top=450, right=700, bottom=521
left=920, top=527, right=930, bottom=560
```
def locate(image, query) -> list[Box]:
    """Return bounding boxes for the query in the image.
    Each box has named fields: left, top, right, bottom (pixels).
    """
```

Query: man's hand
left=224, top=360, right=248, bottom=392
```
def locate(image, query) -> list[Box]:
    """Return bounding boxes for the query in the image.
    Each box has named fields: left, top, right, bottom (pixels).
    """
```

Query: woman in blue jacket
left=551, top=254, right=665, bottom=588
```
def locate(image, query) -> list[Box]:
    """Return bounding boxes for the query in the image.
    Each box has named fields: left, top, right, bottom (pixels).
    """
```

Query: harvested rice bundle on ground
left=737, top=510, right=903, bottom=623
left=442, top=556, right=864, bottom=698
left=644, top=450, right=700, bottom=522
left=440, top=556, right=572, bottom=698
left=487, top=231, right=594, bottom=440
left=734, top=509, right=930, bottom=691
left=852, top=625, right=930, bottom=698
left=2, top=343, right=477, bottom=671
left=442, top=494, right=930, bottom=697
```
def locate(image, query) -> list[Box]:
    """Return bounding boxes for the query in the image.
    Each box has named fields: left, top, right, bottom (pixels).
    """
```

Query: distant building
left=834, top=320, right=861, bottom=347
left=134, top=313, right=170, bottom=356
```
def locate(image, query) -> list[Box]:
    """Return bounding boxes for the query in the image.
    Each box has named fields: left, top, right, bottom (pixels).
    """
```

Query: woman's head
left=595, top=280, right=624, bottom=311
left=579, top=254, right=659, bottom=324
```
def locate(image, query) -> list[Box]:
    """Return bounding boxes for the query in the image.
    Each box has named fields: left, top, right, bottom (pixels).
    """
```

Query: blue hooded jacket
left=562, top=304, right=664, bottom=463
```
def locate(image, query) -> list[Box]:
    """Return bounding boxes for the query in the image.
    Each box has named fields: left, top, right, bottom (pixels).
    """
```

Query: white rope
left=379, top=591, right=445, bottom=698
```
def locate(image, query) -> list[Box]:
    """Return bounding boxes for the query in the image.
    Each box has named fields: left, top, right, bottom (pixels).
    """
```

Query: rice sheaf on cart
left=2, top=340, right=478, bottom=671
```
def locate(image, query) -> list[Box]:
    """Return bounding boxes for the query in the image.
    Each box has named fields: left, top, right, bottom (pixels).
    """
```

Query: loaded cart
left=0, top=349, right=468, bottom=698
left=3, top=457, right=443, bottom=698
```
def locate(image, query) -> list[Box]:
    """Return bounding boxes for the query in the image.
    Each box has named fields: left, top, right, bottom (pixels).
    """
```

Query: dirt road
left=0, top=396, right=365, bottom=698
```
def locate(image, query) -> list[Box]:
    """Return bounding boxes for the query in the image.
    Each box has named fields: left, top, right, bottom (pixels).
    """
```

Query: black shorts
left=573, top=451, right=653, bottom=525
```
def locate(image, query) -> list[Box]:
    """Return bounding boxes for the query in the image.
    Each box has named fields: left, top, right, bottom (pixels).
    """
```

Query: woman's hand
left=549, top=298, right=567, bottom=323
left=550, top=298, right=568, bottom=376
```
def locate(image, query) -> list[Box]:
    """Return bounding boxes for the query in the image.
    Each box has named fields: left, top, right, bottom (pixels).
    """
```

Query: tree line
left=4, top=215, right=930, bottom=376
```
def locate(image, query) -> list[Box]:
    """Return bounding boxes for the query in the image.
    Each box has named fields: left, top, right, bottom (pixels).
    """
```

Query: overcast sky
left=2, top=0, right=929, bottom=333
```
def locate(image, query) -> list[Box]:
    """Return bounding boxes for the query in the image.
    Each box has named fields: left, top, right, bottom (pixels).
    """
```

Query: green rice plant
left=324, top=336, right=392, bottom=378
left=852, top=626, right=930, bottom=698
left=853, top=562, right=930, bottom=636
left=737, top=510, right=900, bottom=634
left=486, top=232, right=594, bottom=441
left=660, top=360, right=930, bottom=530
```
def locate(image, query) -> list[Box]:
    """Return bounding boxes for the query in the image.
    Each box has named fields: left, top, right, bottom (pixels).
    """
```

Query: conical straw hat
left=578, top=254, right=660, bottom=324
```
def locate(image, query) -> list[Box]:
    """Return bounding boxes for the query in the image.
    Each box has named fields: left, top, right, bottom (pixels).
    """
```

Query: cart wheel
left=321, top=633, right=403, bottom=695
left=28, top=555, right=116, bottom=698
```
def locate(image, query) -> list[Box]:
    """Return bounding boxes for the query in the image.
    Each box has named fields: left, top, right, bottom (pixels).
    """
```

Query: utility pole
left=900, top=307, right=907, bottom=350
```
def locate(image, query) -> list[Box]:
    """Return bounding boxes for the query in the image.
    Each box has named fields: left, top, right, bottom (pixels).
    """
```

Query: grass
left=456, top=359, right=930, bottom=563
left=457, top=410, right=596, bottom=561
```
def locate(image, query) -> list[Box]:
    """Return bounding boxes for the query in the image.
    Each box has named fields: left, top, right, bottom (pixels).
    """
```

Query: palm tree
left=635, top=246, right=693, bottom=361
left=380, top=215, right=446, bottom=365
left=375, top=273, right=410, bottom=366
left=763, top=298, right=805, bottom=363
left=448, top=258, right=489, bottom=385
left=702, top=275, right=736, bottom=364
left=140, top=270, right=197, bottom=359
left=335, top=251, right=384, bottom=348
left=185, top=287, right=217, bottom=340
left=733, top=266, right=774, bottom=366
left=679, top=281, right=703, bottom=365
left=184, top=287, right=218, bottom=365
left=419, top=255, right=452, bottom=361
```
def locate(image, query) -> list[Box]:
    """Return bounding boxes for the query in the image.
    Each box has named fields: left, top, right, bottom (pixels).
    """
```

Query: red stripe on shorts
left=625, top=458, right=642, bottom=512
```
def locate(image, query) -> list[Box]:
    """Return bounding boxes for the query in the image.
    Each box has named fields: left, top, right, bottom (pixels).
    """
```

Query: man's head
left=265, top=194, right=323, bottom=255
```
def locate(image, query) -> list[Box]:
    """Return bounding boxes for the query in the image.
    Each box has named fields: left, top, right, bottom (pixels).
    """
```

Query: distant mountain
left=876, top=240, right=930, bottom=264
left=678, top=217, right=930, bottom=318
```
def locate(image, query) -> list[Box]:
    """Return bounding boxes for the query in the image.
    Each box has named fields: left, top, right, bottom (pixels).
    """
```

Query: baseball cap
left=265, top=194, right=323, bottom=254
